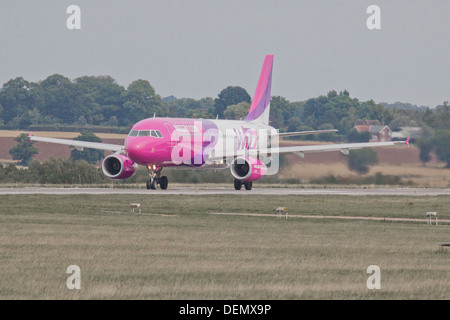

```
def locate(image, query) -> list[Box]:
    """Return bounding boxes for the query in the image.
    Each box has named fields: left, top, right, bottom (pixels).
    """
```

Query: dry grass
left=1, top=194, right=449, bottom=299
left=282, top=162, right=450, bottom=187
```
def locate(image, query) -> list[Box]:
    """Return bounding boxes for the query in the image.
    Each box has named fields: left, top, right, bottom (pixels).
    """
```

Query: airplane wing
left=276, top=129, right=338, bottom=138
left=207, top=137, right=410, bottom=161
left=29, top=134, right=124, bottom=152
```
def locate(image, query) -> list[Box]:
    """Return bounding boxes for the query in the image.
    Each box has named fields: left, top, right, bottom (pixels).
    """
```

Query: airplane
left=30, top=55, right=410, bottom=190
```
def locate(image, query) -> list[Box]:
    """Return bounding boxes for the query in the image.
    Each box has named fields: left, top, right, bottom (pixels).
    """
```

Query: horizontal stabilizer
left=276, top=129, right=338, bottom=138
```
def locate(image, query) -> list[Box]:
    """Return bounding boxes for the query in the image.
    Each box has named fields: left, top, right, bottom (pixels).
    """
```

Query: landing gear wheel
left=234, top=179, right=242, bottom=190
left=244, top=181, right=252, bottom=190
left=146, top=165, right=164, bottom=190
left=150, top=177, right=157, bottom=190
left=160, top=176, right=168, bottom=190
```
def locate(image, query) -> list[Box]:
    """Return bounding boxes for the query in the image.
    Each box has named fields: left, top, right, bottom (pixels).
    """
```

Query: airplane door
left=164, top=123, right=178, bottom=148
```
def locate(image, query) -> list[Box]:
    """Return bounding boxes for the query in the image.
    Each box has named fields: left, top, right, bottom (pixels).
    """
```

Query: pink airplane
left=30, top=55, right=409, bottom=190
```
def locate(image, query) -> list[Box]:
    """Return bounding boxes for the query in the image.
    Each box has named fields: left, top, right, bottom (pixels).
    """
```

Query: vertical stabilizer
left=245, top=54, right=273, bottom=125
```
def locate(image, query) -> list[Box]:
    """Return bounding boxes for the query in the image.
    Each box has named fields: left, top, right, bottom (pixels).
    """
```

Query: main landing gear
left=146, top=165, right=168, bottom=190
left=234, top=178, right=252, bottom=191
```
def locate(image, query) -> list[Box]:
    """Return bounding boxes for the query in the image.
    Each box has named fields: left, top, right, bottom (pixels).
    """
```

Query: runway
left=0, top=186, right=450, bottom=196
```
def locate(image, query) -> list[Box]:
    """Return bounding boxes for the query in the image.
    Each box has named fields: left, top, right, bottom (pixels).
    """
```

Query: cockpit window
left=138, top=130, right=151, bottom=136
left=129, top=129, right=163, bottom=138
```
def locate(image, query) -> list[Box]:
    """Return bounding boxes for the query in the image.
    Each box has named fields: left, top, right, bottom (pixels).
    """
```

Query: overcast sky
left=0, top=0, right=448, bottom=107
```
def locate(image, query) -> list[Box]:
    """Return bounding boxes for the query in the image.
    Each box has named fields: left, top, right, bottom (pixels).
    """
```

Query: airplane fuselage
left=124, top=117, right=275, bottom=169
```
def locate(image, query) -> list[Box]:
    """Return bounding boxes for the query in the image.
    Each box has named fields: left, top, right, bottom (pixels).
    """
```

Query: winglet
left=29, top=132, right=33, bottom=141
left=405, top=136, right=410, bottom=148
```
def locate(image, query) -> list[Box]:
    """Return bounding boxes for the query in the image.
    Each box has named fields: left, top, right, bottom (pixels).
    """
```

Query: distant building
left=354, top=120, right=381, bottom=134
left=368, top=125, right=392, bottom=142
left=391, top=127, right=422, bottom=142
left=354, top=120, right=392, bottom=142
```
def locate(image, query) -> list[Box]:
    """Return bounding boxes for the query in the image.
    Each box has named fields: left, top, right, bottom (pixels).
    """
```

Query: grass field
left=1, top=194, right=450, bottom=299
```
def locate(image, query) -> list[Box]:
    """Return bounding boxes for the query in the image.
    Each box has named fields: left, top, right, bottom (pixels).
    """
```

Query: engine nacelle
left=102, top=154, right=138, bottom=179
left=230, top=157, right=267, bottom=182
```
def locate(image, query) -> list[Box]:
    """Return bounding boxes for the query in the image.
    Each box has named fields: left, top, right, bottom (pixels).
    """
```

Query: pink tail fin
left=245, top=55, right=273, bottom=124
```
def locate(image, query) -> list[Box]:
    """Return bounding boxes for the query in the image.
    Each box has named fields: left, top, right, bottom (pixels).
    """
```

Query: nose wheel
left=146, top=165, right=168, bottom=190
left=146, top=178, right=157, bottom=190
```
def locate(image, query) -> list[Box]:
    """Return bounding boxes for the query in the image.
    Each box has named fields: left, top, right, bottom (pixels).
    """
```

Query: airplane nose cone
left=126, top=141, right=148, bottom=164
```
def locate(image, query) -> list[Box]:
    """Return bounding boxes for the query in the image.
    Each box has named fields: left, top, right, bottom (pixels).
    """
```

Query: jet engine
left=102, top=154, right=138, bottom=179
left=230, top=157, right=267, bottom=181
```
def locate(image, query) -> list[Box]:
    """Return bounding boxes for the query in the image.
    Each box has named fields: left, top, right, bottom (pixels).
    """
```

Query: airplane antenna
left=216, top=114, right=218, bottom=120
left=153, top=113, right=156, bottom=118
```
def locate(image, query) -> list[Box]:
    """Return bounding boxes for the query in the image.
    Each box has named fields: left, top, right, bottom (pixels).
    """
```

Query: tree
left=269, top=96, right=290, bottom=128
left=223, top=102, right=250, bottom=120
left=74, top=75, right=126, bottom=125
left=422, top=107, right=435, bottom=127
left=0, top=77, right=36, bottom=125
left=121, top=79, right=164, bottom=124
left=287, top=116, right=302, bottom=133
left=214, top=86, right=251, bottom=118
left=39, top=74, right=77, bottom=123
left=347, top=149, right=378, bottom=174
left=107, top=116, right=119, bottom=127
left=346, top=128, right=370, bottom=142
left=9, top=133, right=38, bottom=166
left=0, top=103, right=3, bottom=127
left=168, top=96, right=216, bottom=119
left=9, top=107, right=42, bottom=129
left=432, top=130, right=450, bottom=168
left=70, top=131, right=104, bottom=164
left=418, top=130, right=450, bottom=168
left=317, top=123, right=337, bottom=141
left=417, top=138, right=433, bottom=165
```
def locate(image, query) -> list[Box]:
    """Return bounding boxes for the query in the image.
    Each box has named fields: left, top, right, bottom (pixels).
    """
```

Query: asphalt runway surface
left=1, top=187, right=450, bottom=196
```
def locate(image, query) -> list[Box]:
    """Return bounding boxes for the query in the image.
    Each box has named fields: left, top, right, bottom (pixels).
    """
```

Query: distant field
left=0, top=130, right=125, bottom=161
left=1, top=194, right=449, bottom=299
left=1, top=130, right=449, bottom=187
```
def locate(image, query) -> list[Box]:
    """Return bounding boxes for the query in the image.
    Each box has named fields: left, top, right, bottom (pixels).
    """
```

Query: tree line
left=1, top=74, right=450, bottom=168
left=0, top=73, right=441, bottom=136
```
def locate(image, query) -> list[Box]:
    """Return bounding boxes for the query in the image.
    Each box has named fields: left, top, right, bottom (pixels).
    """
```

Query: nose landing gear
left=146, top=165, right=168, bottom=190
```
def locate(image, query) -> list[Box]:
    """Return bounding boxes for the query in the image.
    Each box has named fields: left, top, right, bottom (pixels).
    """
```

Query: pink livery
left=30, top=55, right=409, bottom=190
